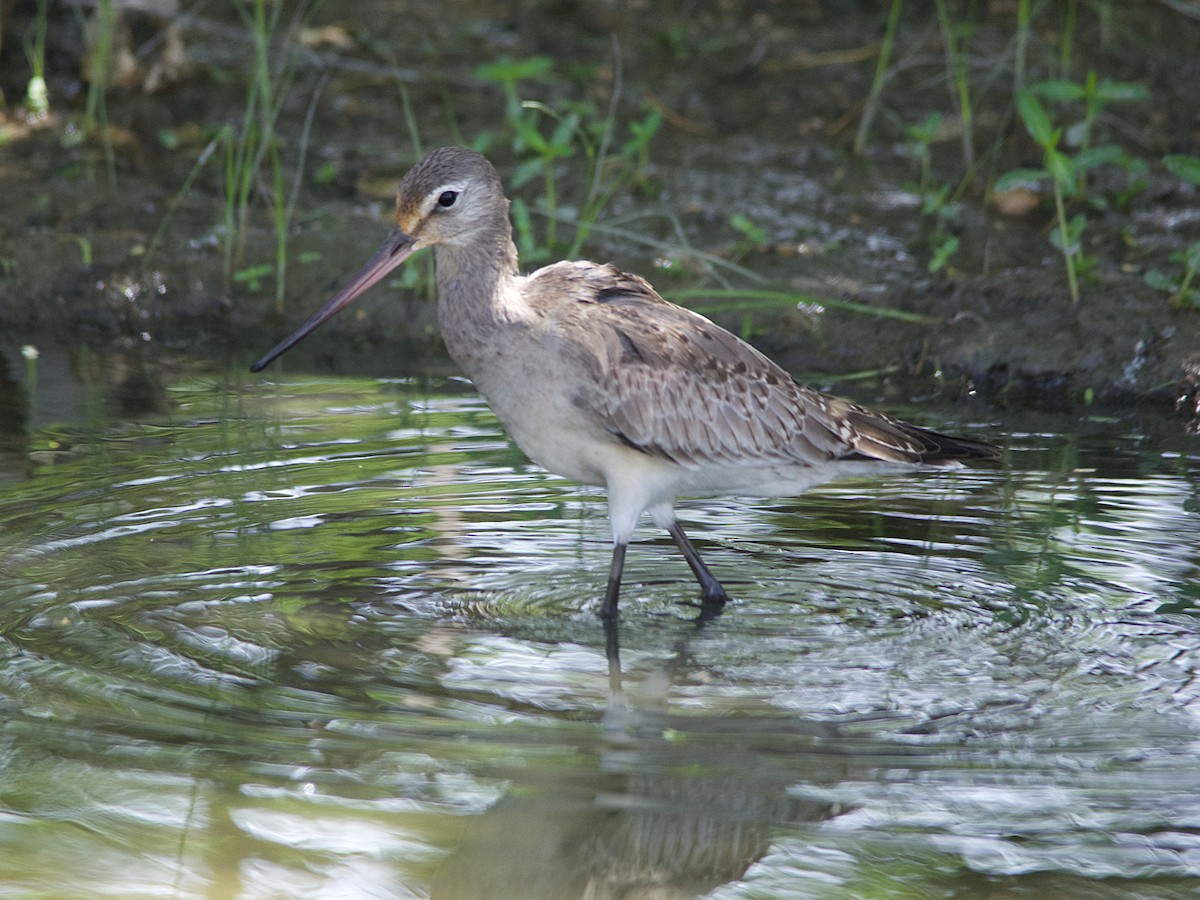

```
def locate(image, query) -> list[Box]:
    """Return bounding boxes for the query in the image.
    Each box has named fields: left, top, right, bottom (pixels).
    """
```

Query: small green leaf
left=628, top=111, right=662, bottom=145
left=1164, top=154, right=1200, bottom=186
left=1094, top=79, right=1150, bottom=103
left=313, top=161, right=338, bottom=185
left=1143, top=268, right=1176, bottom=292
left=1074, top=145, right=1126, bottom=171
left=1045, top=147, right=1076, bottom=187
left=512, top=116, right=549, bottom=155
left=1185, top=242, right=1200, bottom=272
left=928, top=235, right=960, bottom=274
left=730, top=214, right=768, bottom=248
left=548, top=114, right=579, bottom=152
left=1049, top=214, right=1086, bottom=255
left=1121, top=155, right=1150, bottom=176
left=920, top=183, right=951, bottom=216
left=475, top=56, right=553, bottom=86
left=995, top=167, right=1049, bottom=191
left=1016, top=90, right=1055, bottom=147
left=1064, top=120, right=1088, bottom=148
left=233, top=264, right=272, bottom=292
left=907, top=111, right=942, bottom=143
left=510, top=157, right=543, bottom=189
left=1066, top=213, right=1087, bottom=241
left=1030, top=79, right=1086, bottom=102
left=469, top=130, right=494, bottom=153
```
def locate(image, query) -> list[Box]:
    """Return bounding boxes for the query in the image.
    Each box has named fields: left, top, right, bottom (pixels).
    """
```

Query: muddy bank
left=1, top=1, right=1198, bottom=420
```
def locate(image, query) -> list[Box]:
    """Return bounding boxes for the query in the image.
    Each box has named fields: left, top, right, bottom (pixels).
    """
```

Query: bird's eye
left=437, top=190, right=458, bottom=208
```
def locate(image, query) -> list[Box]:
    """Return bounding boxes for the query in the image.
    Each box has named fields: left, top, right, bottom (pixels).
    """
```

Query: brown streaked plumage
left=252, top=147, right=1001, bottom=617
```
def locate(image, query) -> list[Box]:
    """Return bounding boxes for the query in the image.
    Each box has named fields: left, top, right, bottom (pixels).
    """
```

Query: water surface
left=1, top=362, right=1198, bottom=898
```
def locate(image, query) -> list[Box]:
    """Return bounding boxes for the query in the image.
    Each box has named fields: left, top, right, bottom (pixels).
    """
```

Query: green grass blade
left=662, top=289, right=939, bottom=324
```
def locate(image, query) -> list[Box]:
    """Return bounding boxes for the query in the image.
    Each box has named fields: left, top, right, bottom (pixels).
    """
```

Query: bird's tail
left=900, top=422, right=1003, bottom=466
left=837, top=405, right=1003, bottom=467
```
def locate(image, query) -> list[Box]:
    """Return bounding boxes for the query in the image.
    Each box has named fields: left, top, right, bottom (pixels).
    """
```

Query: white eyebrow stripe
left=421, top=181, right=468, bottom=215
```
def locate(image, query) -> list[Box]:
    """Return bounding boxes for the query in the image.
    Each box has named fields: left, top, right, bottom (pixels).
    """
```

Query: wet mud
left=1, top=1, right=1198, bottom=419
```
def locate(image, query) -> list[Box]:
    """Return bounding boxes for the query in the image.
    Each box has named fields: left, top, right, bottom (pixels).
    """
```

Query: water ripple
left=1, top=377, right=1198, bottom=896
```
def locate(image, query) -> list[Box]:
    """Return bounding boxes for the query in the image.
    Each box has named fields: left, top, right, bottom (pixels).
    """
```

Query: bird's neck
left=433, top=226, right=528, bottom=374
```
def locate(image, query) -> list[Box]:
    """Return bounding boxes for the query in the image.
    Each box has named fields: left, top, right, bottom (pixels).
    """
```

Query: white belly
left=477, top=383, right=615, bottom=487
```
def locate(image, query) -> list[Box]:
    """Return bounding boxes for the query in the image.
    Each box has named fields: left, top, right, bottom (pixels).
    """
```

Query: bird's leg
left=601, top=541, right=628, bottom=618
left=666, top=521, right=729, bottom=603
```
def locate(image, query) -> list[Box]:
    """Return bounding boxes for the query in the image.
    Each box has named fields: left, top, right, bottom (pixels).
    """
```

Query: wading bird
left=252, top=147, right=1000, bottom=617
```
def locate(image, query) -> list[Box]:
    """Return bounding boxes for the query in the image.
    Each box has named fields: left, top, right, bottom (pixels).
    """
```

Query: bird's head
left=394, top=146, right=506, bottom=250
left=249, top=147, right=504, bottom=372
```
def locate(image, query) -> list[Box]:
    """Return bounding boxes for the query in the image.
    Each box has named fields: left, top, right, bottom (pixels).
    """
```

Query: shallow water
left=1, top=358, right=1199, bottom=898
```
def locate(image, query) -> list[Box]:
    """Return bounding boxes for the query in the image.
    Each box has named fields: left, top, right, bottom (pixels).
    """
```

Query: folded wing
left=531, top=263, right=999, bottom=469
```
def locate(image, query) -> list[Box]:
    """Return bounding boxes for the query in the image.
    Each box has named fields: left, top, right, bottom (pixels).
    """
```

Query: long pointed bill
left=250, top=227, right=418, bottom=372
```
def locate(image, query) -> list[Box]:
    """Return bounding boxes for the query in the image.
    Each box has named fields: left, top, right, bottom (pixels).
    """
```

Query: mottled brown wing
left=534, top=263, right=975, bottom=468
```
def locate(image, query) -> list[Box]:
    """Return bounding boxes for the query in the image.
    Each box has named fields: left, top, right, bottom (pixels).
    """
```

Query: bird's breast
left=477, top=380, right=618, bottom=487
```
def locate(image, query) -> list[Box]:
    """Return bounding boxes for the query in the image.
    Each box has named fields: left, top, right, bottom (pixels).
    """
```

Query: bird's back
left=519, top=260, right=999, bottom=481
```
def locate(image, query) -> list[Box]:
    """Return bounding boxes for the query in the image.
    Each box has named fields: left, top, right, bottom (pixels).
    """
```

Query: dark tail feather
left=837, top=405, right=1002, bottom=466
left=900, top=423, right=1003, bottom=465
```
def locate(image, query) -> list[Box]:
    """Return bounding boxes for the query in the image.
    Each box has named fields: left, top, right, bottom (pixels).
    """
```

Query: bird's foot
left=697, top=575, right=730, bottom=605
left=687, top=592, right=727, bottom=625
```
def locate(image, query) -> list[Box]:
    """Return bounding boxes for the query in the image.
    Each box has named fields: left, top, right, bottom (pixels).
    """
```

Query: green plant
left=225, top=0, right=280, bottom=285
left=476, top=56, right=568, bottom=256
left=313, top=161, right=338, bottom=185
left=22, top=0, right=50, bottom=116
left=927, top=234, right=960, bottom=275
left=934, top=0, right=975, bottom=171
left=658, top=22, right=692, bottom=65
left=569, top=106, right=661, bottom=256
left=477, top=56, right=556, bottom=120
left=68, top=0, right=118, bottom=186
left=999, top=75, right=1150, bottom=303
left=220, top=0, right=320, bottom=310
left=729, top=214, right=769, bottom=257
left=475, top=56, right=661, bottom=261
left=233, top=263, right=272, bottom=293
left=83, top=0, right=116, bottom=129
left=1006, top=89, right=1086, bottom=302
left=854, top=0, right=904, bottom=156
left=142, top=129, right=228, bottom=270
left=1145, top=244, right=1200, bottom=310
left=905, top=112, right=963, bottom=274
left=61, top=234, right=93, bottom=266
left=1144, top=155, right=1200, bottom=309
left=906, top=111, right=941, bottom=194
left=510, top=100, right=578, bottom=253
left=146, top=0, right=314, bottom=307
left=1022, top=75, right=1151, bottom=209
left=1029, top=73, right=1149, bottom=155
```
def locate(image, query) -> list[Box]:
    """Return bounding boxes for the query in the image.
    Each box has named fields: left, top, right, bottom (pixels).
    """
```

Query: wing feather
left=526, top=262, right=999, bottom=469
